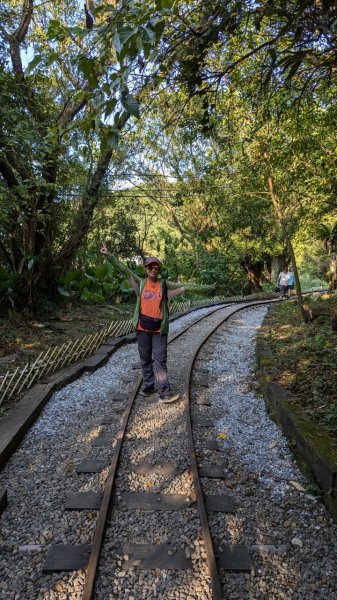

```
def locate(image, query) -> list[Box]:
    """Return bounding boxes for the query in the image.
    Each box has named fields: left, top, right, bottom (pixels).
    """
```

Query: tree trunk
left=265, top=256, right=273, bottom=279
left=241, top=256, right=264, bottom=293
left=266, top=174, right=307, bottom=322
left=328, top=254, right=337, bottom=291
left=54, top=148, right=113, bottom=273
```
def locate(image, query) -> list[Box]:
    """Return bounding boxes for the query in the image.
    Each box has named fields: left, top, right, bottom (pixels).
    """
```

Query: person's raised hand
left=100, top=242, right=108, bottom=255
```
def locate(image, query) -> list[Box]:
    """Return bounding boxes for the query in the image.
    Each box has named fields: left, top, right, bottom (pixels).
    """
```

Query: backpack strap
left=162, top=279, right=169, bottom=314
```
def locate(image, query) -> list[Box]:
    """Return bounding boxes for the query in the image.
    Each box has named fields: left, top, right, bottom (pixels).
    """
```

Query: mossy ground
left=0, top=301, right=134, bottom=374
left=266, top=292, right=337, bottom=438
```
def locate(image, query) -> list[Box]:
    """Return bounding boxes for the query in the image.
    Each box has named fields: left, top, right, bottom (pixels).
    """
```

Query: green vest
left=132, top=279, right=169, bottom=334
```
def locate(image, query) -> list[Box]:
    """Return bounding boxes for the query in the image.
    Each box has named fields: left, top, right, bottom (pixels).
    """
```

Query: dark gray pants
left=136, top=331, right=170, bottom=395
left=280, top=284, right=288, bottom=298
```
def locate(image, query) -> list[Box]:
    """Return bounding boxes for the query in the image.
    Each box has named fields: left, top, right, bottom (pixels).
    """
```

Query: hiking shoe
left=139, top=387, right=155, bottom=397
left=159, top=392, right=180, bottom=404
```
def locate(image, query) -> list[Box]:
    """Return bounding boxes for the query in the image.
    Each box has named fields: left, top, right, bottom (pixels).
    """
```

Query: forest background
left=1, top=0, right=336, bottom=319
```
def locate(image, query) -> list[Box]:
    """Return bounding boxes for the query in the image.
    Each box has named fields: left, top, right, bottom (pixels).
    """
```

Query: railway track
left=3, top=294, right=337, bottom=600
left=37, top=299, right=277, bottom=599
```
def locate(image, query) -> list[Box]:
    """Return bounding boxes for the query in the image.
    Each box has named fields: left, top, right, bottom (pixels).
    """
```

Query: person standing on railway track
left=100, top=243, right=215, bottom=403
left=277, top=266, right=291, bottom=299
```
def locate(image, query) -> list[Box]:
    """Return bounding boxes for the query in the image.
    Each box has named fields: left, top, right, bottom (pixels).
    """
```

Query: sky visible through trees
left=0, top=0, right=336, bottom=312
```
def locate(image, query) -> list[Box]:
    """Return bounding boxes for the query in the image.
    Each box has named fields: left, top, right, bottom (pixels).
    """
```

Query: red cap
left=144, top=256, right=161, bottom=268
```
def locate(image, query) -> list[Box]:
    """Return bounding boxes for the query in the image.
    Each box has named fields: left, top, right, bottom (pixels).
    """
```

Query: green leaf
left=62, top=270, right=82, bottom=284
left=118, top=25, right=136, bottom=45
left=142, top=42, right=152, bottom=59
left=121, top=94, right=140, bottom=118
left=94, top=112, right=101, bottom=130
left=155, top=0, right=173, bottom=8
left=47, top=19, right=69, bottom=41
left=141, top=24, right=156, bottom=42
left=95, top=264, right=110, bottom=279
left=25, top=54, right=43, bottom=76
left=104, top=128, right=120, bottom=148
left=78, top=279, right=89, bottom=290
left=152, top=19, right=165, bottom=41
left=45, top=50, right=60, bottom=67
left=103, top=281, right=111, bottom=292
left=110, top=75, right=121, bottom=90
left=112, top=32, right=121, bottom=53
left=78, top=56, right=99, bottom=87
left=104, top=97, right=117, bottom=118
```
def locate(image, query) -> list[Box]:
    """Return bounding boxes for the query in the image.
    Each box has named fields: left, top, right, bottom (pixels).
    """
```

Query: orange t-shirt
left=137, top=280, right=162, bottom=332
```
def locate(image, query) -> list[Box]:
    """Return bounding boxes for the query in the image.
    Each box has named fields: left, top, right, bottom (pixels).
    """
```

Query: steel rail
left=183, top=298, right=281, bottom=599
left=81, top=373, right=142, bottom=600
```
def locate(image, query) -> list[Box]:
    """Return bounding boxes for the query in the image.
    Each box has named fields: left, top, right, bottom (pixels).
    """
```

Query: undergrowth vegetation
left=266, top=293, right=337, bottom=437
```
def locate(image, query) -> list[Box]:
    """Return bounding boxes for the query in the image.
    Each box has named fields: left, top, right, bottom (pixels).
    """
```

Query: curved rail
left=183, top=299, right=274, bottom=598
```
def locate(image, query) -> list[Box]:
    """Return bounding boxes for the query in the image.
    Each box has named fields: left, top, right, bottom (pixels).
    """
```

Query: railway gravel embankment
left=0, top=305, right=337, bottom=599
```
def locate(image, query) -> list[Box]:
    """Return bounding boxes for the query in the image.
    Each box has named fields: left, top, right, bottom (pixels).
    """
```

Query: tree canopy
left=0, top=0, right=336, bottom=312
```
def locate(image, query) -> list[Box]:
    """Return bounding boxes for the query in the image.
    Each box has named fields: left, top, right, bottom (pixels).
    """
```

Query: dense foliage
left=0, top=0, right=336, bottom=313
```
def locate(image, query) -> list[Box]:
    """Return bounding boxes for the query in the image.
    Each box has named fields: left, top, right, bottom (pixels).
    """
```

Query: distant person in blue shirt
left=287, top=269, right=295, bottom=297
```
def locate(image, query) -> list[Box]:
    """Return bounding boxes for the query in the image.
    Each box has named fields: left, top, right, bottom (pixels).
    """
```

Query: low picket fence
left=0, top=295, right=231, bottom=406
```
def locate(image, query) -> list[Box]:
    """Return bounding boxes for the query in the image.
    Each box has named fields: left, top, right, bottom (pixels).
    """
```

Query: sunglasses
left=146, top=264, right=160, bottom=270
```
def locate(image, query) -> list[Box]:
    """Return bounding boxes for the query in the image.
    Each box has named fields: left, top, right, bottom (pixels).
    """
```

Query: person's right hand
left=100, top=242, right=108, bottom=255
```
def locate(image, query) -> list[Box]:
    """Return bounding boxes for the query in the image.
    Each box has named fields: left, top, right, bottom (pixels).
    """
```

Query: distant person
left=278, top=267, right=290, bottom=299
left=100, top=243, right=215, bottom=403
left=287, top=269, right=295, bottom=297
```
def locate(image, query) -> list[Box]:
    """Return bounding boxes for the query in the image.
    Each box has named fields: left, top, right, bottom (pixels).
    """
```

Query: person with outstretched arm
left=100, top=243, right=215, bottom=403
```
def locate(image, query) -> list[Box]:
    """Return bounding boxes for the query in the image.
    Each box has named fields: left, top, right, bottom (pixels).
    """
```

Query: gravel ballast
left=0, top=304, right=336, bottom=599
left=193, top=307, right=337, bottom=599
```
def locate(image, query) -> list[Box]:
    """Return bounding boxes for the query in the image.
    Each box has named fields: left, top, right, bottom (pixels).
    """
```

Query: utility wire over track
left=41, top=299, right=279, bottom=599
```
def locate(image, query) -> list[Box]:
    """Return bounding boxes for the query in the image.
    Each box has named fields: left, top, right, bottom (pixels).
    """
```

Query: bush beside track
left=256, top=295, right=337, bottom=520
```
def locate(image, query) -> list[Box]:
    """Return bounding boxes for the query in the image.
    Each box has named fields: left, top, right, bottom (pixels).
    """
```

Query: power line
left=55, top=182, right=231, bottom=194
left=109, top=173, right=180, bottom=178
left=57, top=190, right=226, bottom=199
left=59, top=194, right=198, bottom=199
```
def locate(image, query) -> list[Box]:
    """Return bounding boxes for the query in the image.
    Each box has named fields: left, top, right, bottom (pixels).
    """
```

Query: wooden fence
left=0, top=295, right=230, bottom=406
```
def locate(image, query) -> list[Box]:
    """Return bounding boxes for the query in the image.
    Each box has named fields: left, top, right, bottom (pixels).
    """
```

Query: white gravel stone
left=194, top=306, right=337, bottom=599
